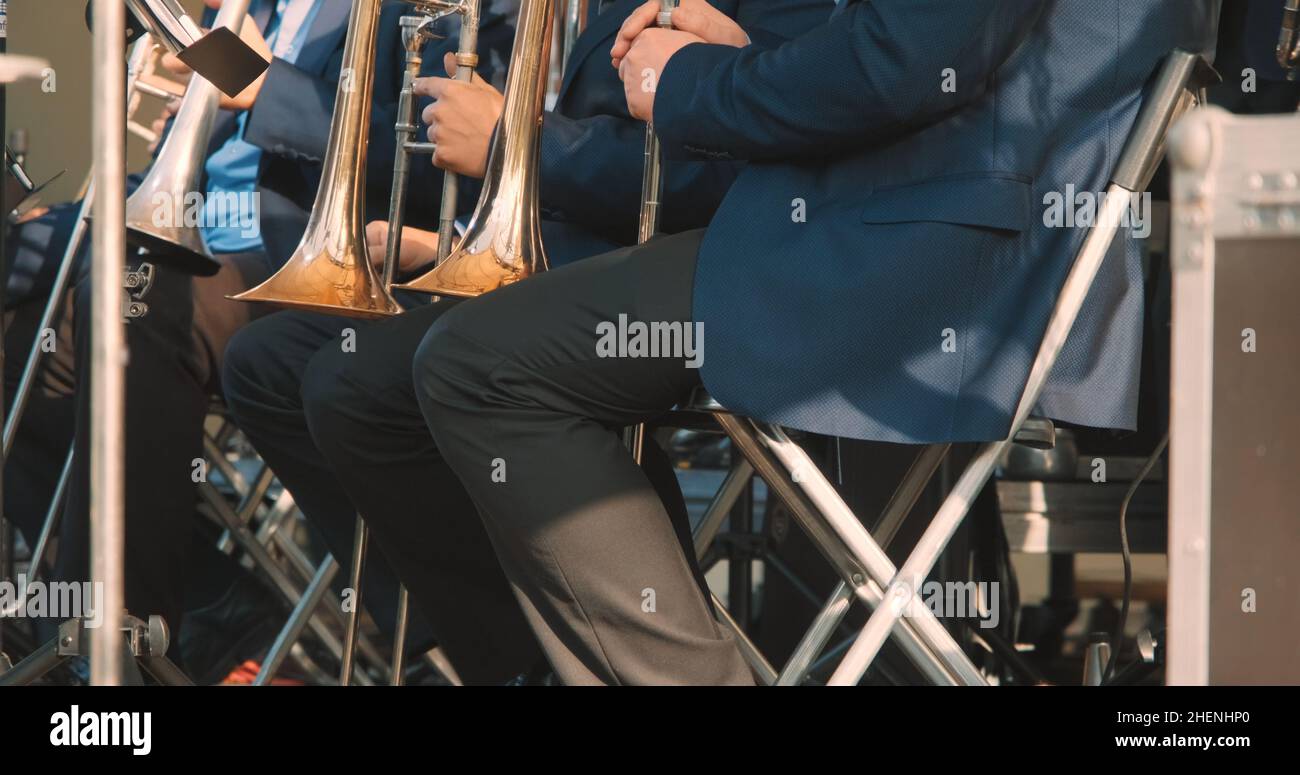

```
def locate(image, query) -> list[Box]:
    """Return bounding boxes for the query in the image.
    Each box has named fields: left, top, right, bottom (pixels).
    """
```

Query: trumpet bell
left=230, top=237, right=400, bottom=319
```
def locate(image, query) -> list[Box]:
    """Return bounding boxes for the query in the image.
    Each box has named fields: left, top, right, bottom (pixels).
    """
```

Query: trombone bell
left=230, top=0, right=400, bottom=319
left=231, top=233, right=400, bottom=318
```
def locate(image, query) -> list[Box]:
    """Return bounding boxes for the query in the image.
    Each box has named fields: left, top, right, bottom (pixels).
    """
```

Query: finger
left=364, top=222, right=389, bottom=264
left=444, top=51, right=458, bottom=77
left=665, top=5, right=711, bottom=38
left=412, top=76, right=451, bottom=100
left=365, top=220, right=389, bottom=244
left=611, top=1, right=662, bottom=62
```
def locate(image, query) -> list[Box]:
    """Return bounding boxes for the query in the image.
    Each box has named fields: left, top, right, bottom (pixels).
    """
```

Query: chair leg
left=872, top=443, right=950, bottom=550
left=390, top=586, right=409, bottom=686
left=691, top=458, right=753, bottom=559
left=718, top=414, right=986, bottom=686
left=196, top=482, right=378, bottom=684
left=710, top=591, right=777, bottom=685
left=28, top=447, right=74, bottom=583
left=339, top=518, right=369, bottom=686
left=254, top=555, right=338, bottom=686
left=776, top=580, right=853, bottom=686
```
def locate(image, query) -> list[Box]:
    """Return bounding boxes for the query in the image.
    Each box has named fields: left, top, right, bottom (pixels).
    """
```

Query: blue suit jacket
left=536, top=0, right=835, bottom=264
left=653, top=0, right=1220, bottom=443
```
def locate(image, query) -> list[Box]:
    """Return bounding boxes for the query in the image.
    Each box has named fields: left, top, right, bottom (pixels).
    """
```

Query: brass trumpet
left=231, top=0, right=401, bottom=318
left=394, top=0, right=555, bottom=297
left=122, top=0, right=252, bottom=276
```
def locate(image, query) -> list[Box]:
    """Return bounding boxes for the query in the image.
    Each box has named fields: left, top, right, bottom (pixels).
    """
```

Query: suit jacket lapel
left=292, top=0, right=350, bottom=76
left=251, top=0, right=274, bottom=33
left=558, top=0, right=641, bottom=98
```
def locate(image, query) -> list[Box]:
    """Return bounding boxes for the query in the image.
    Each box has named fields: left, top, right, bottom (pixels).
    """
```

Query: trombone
left=124, top=0, right=253, bottom=277
left=394, top=0, right=555, bottom=297
left=231, top=0, right=401, bottom=317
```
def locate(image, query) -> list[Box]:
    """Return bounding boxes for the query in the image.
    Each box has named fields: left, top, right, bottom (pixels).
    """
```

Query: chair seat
left=1012, top=416, right=1056, bottom=450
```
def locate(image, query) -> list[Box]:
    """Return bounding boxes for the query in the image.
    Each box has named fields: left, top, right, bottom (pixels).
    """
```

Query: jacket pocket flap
left=860, top=174, right=1032, bottom=232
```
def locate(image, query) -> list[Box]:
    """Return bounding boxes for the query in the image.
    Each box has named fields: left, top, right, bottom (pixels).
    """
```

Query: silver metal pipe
left=691, top=458, right=754, bottom=559
left=560, top=0, right=588, bottom=72
left=436, top=0, right=480, bottom=264
left=383, top=16, right=433, bottom=287
left=89, top=0, right=127, bottom=687
left=255, top=556, right=339, bottom=686
left=339, top=518, right=369, bottom=686
left=710, top=591, right=777, bottom=685
left=28, top=449, right=74, bottom=583
left=637, top=0, right=676, bottom=243
left=390, top=586, right=410, bottom=686
left=776, top=581, right=853, bottom=686
left=2, top=192, right=90, bottom=458
left=870, top=442, right=949, bottom=550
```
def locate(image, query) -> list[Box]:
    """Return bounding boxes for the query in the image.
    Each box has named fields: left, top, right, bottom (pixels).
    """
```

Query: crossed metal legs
left=682, top=409, right=984, bottom=686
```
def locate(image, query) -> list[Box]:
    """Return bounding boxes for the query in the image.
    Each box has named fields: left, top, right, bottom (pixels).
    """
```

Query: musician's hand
left=611, top=0, right=747, bottom=68
left=364, top=221, right=440, bottom=273
left=413, top=52, right=502, bottom=178
left=160, top=15, right=270, bottom=111
left=15, top=206, right=50, bottom=225
left=147, top=98, right=182, bottom=154
left=618, top=29, right=701, bottom=121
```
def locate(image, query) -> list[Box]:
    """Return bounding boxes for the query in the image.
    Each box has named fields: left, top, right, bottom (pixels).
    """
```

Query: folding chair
left=820, top=50, right=1219, bottom=685
left=677, top=49, right=1217, bottom=686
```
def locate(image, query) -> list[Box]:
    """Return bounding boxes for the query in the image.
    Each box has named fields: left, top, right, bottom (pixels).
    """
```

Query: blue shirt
left=202, top=0, right=323, bottom=254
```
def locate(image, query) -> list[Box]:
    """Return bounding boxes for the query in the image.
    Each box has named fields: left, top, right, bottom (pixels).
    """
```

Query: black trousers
left=55, top=255, right=275, bottom=640
left=223, top=304, right=545, bottom=684
left=221, top=284, right=713, bottom=683
left=416, top=229, right=753, bottom=685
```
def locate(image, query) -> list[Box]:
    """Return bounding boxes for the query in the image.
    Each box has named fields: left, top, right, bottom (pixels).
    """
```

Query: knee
left=300, top=345, right=369, bottom=462
left=220, top=321, right=280, bottom=420
left=411, top=302, right=486, bottom=432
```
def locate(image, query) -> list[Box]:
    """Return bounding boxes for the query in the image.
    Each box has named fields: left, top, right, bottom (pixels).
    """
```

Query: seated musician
left=222, top=0, right=832, bottom=683
left=2, top=0, right=507, bottom=681
left=398, top=0, right=1219, bottom=684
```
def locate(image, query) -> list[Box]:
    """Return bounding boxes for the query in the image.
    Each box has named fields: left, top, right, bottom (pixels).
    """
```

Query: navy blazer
left=653, top=0, right=1220, bottom=443
left=536, top=0, right=835, bottom=262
